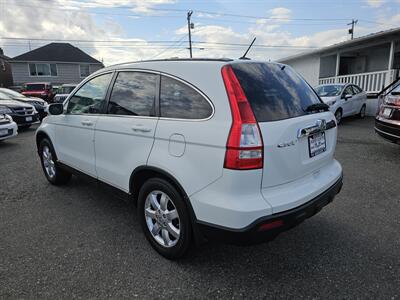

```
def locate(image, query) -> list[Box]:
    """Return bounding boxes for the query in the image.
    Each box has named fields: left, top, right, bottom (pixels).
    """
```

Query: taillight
left=221, top=65, right=263, bottom=170
left=385, top=95, right=400, bottom=106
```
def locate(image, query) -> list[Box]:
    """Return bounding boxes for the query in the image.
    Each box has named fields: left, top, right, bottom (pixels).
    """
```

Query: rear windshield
left=25, top=84, right=45, bottom=91
left=231, top=63, right=321, bottom=122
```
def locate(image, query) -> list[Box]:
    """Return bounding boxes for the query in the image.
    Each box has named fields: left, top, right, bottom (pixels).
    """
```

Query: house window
left=80, top=64, right=90, bottom=78
left=29, top=63, right=57, bottom=76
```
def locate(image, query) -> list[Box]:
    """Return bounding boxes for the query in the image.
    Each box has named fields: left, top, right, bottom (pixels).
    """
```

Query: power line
left=0, top=37, right=319, bottom=49
left=150, top=35, right=188, bottom=59
left=2, top=1, right=397, bottom=27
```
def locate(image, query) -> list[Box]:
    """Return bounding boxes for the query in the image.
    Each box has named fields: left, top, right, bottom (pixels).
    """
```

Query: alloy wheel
left=335, top=110, right=342, bottom=124
left=42, top=145, right=56, bottom=179
left=144, top=190, right=181, bottom=248
left=360, top=106, right=366, bottom=118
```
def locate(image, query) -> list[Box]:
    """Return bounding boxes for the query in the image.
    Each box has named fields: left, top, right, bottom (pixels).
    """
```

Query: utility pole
left=348, top=19, right=358, bottom=40
left=187, top=10, right=194, bottom=58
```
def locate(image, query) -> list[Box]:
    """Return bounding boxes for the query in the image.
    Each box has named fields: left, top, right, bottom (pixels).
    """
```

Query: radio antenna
left=240, top=37, right=256, bottom=60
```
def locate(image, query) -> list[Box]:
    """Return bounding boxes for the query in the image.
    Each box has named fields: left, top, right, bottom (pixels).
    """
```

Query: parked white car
left=0, top=114, right=18, bottom=141
left=315, top=83, right=367, bottom=123
left=53, top=84, right=77, bottom=103
left=36, top=59, right=343, bottom=259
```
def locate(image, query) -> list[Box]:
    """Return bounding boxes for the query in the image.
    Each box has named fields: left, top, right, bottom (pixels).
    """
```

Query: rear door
left=231, top=62, right=337, bottom=188
left=94, top=71, right=159, bottom=192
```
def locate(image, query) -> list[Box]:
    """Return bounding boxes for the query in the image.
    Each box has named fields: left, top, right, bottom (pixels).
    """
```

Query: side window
left=67, top=73, right=113, bottom=114
left=160, top=76, right=212, bottom=119
left=353, top=85, right=362, bottom=94
left=108, top=72, right=157, bottom=116
left=343, top=86, right=354, bottom=97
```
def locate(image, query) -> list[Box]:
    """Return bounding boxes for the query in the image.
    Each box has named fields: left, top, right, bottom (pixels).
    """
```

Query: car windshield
left=25, top=84, right=46, bottom=91
left=58, top=86, right=76, bottom=94
left=0, top=88, right=24, bottom=98
left=315, top=85, right=344, bottom=97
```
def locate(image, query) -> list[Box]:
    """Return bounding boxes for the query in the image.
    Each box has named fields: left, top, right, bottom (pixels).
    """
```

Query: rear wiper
left=304, top=103, right=329, bottom=112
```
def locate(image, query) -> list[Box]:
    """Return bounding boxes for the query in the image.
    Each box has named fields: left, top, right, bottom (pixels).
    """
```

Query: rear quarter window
left=160, top=76, right=212, bottom=120
left=231, top=63, right=321, bottom=122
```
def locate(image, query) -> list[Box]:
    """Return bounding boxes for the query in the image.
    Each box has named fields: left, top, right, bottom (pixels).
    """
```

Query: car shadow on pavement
left=67, top=175, right=355, bottom=270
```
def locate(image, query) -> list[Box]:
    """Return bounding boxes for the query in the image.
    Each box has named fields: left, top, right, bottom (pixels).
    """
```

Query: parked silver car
left=315, top=83, right=367, bottom=123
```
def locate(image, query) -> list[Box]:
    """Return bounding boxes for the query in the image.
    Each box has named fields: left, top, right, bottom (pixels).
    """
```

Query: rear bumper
left=375, top=119, right=400, bottom=144
left=196, top=173, right=343, bottom=244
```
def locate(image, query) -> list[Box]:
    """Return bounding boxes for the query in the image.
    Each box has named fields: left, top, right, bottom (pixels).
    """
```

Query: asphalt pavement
left=0, top=117, right=399, bottom=299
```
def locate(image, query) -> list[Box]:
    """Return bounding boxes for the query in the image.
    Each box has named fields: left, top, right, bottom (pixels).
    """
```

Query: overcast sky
left=0, top=0, right=399, bottom=65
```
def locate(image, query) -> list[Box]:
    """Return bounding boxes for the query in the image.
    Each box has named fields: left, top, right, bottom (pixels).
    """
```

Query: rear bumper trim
left=196, top=173, right=343, bottom=244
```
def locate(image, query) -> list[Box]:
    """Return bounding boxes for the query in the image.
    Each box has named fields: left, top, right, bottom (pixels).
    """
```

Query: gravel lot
left=1, top=117, right=399, bottom=299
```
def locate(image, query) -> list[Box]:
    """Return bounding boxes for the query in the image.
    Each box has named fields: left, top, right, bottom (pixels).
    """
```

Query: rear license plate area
left=308, top=132, right=326, bottom=158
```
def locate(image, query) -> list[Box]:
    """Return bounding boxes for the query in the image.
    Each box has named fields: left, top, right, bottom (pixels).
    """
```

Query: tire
left=138, top=178, right=192, bottom=259
left=358, top=104, right=366, bottom=119
left=334, top=109, right=342, bottom=124
left=39, top=138, right=72, bottom=185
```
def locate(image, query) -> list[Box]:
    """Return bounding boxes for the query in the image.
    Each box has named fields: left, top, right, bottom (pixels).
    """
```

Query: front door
left=55, top=72, right=114, bottom=177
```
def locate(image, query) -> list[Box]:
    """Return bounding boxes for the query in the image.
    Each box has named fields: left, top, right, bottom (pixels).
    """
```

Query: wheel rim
left=335, top=110, right=342, bottom=123
left=42, top=146, right=56, bottom=179
left=144, top=190, right=180, bottom=248
left=361, top=106, right=366, bottom=117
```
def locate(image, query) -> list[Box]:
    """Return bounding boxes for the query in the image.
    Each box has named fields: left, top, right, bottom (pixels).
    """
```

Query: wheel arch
left=36, top=130, right=51, bottom=150
left=130, top=166, right=205, bottom=244
left=130, top=166, right=188, bottom=202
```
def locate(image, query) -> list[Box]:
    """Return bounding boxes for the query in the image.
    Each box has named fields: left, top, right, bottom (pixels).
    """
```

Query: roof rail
left=107, top=58, right=234, bottom=68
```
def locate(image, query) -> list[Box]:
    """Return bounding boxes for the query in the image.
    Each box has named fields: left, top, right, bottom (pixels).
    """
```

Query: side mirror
left=342, top=94, right=352, bottom=100
left=48, top=103, right=64, bottom=115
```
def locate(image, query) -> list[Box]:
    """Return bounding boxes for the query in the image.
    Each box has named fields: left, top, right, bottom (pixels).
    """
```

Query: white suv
left=36, top=59, right=343, bottom=259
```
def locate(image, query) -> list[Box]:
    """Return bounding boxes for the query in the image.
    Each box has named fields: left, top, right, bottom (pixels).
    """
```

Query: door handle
left=81, top=120, right=93, bottom=126
left=131, top=124, right=152, bottom=133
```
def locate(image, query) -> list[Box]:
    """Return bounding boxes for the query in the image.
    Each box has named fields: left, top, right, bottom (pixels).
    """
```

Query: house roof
left=12, top=43, right=102, bottom=64
left=278, top=26, right=400, bottom=62
left=0, top=54, right=10, bottom=60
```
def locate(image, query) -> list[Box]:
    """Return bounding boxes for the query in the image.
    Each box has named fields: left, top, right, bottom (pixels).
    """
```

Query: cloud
left=269, top=7, right=292, bottom=20
left=1, top=0, right=398, bottom=66
left=0, top=0, right=176, bottom=65
left=365, top=0, right=385, bottom=7
left=58, top=0, right=176, bottom=13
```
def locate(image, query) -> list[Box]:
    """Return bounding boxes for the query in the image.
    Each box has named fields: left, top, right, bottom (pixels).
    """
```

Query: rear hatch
left=231, top=62, right=337, bottom=188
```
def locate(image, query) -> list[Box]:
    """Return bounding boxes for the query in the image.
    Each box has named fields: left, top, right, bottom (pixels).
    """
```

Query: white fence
left=319, top=70, right=395, bottom=93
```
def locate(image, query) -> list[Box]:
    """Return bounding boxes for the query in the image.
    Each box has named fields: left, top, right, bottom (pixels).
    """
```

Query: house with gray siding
left=278, top=27, right=400, bottom=94
left=11, top=43, right=104, bottom=86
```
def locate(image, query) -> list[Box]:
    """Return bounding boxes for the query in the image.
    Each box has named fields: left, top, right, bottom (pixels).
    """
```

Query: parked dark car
left=375, top=84, right=400, bottom=144
left=21, top=82, right=55, bottom=103
left=0, top=88, right=48, bottom=120
left=0, top=97, right=40, bottom=128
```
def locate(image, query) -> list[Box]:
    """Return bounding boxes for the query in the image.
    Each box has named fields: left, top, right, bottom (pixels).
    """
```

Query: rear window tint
left=231, top=63, right=321, bottom=122
left=160, top=76, right=212, bottom=119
